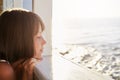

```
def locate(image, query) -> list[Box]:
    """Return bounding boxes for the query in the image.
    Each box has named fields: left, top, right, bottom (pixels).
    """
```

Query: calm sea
left=53, top=18, right=120, bottom=54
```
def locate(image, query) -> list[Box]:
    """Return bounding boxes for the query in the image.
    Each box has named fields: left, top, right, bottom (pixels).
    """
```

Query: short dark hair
left=0, top=9, right=45, bottom=63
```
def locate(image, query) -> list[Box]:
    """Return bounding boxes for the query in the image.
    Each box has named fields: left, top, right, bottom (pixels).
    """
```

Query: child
left=0, top=60, right=15, bottom=80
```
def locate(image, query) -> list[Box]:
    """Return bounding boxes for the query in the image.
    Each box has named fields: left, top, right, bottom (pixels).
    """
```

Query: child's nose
left=42, top=37, right=46, bottom=45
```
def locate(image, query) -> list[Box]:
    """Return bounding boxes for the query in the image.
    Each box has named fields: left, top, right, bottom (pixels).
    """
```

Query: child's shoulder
left=0, top=60, right=15, bottom=80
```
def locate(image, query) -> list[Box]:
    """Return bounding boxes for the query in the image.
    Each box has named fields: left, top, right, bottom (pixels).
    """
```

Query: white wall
left=34, top=0, right=52, bottom=56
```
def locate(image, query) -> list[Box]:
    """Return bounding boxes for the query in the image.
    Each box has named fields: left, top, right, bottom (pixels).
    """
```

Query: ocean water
left=53, top=18, right=120, bottom=54
left=53, top=18, right=120, bottom=79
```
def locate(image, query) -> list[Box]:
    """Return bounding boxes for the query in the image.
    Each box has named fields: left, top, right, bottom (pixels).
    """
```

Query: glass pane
left=3, top=0, right=14, bottom=10
left=52, top=0, right=120, bottom=80
left=23, top=0, right=32, bottom=11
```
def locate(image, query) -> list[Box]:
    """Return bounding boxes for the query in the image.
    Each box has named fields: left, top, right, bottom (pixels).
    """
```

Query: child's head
left=0, top=9, right=45, bottom=63
left=0, top=60, right=15, bottom=80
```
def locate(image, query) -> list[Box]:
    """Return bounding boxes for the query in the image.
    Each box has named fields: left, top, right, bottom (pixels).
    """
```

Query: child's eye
left=37, top=36, right=42, bottom=41
left=37, top=36, right=41, bottom=39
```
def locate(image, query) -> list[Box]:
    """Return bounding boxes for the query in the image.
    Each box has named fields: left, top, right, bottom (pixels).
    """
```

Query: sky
left=52, top=0, right=120, bottom=44
left=53, top=0, right=120, bottom=18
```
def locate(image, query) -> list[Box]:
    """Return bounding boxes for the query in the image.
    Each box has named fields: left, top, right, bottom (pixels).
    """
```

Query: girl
left=0, top=9, right=46, bottom=80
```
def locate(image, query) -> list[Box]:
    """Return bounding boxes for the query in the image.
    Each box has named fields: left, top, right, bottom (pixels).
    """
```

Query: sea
left=53, top=18, right=120, bottom=55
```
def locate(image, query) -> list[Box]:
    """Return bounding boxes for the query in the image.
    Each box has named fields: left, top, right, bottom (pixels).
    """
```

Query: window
left=23, top=0, right=32, bottom=11
left=52, top=0, right=120, bottom=80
